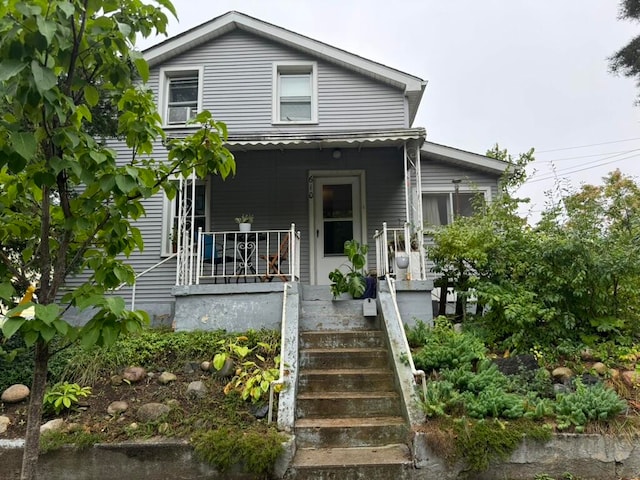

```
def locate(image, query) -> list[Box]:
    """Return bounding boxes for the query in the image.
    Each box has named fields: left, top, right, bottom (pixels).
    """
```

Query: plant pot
left=238, top=223, right=251, bottom=232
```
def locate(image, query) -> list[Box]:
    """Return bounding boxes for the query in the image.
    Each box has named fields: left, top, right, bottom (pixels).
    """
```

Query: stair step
left=300, top=300, right=380, bottom=331
left=286, top=445, right=412, bottom=480
left=296, top=391, right=402, bottom=418
left=300, top=330, right=385, bottom=349
left=298, top=368, right=395, bottom=392
left=300, top=348, right=389, bottom=369
left=295, top=416, right=408, bottom=448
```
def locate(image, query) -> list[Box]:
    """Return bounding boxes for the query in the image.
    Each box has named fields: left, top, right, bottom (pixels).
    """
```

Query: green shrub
left=413, top=317, right=486, bottom=372
left=40, top=428, right=103, bottom=453
left=554, top=380, right=627, bottom=432
left=43, top=382, right=92, bottom=416
left=405, top=320, right=431, bottom=348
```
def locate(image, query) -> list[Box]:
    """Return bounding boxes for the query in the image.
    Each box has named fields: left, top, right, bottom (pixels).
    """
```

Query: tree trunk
left=20, top=340, right=49, bottom=480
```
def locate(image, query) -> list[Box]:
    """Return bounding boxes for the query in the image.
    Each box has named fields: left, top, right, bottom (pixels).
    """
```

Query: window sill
left=272, top=120, right=318, bottom=126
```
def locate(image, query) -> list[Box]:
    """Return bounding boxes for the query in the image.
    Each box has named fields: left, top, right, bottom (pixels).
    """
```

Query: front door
left=311, top=173, right=365, bottom=285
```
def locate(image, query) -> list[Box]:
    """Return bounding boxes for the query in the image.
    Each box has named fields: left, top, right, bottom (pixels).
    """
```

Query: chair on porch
left=201, top=235, right=234, bottom=283
left=260, top=233, right=290, bottom=282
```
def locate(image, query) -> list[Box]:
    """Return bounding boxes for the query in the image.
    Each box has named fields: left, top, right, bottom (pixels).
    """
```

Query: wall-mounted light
left=332, top=148, right=342, bottom=159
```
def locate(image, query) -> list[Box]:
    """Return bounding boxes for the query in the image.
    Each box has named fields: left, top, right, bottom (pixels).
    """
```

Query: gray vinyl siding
left=421, top=158, right=500, bottom=199
left=149, top=30, right=408, bottom=132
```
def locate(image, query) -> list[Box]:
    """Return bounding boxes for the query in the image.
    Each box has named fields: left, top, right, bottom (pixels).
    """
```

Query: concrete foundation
left=394, top=280, right=433, bottom=328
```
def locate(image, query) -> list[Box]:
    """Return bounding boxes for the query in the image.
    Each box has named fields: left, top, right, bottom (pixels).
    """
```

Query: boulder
left=40, top=418, right=65, bottom=434
left=493, top=354, right=539, bottom=376
left=622, top=370, right=640, bottom=388
left=200, top=361, right=211, bottom=372
left=1, top=384, right=30, bottom=403
left=186, top=381, right=207, bottom=399
left=107, top=401, right=129, bottom=415
left=213, top=357, right=235, bottom=378
left=0, top=415, right=10, bottom=434
left=592, top=362, right=608, bottom=375
left=123, top=366, right=147, bottom=383
left=136, top=403, right=170, bottom=422
left=552, top=366, right=574, bottom=382
left=158, top=372, right=177, bottom=385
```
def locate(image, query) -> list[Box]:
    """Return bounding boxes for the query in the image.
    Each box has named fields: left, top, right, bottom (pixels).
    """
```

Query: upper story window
left=273, top=62, right=317, bottom=124
left=159, top=67, right=204, bottom=127
left=422, top=190, right=488, bottom=227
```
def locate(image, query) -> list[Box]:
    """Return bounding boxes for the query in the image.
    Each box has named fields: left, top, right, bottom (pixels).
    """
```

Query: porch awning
left=224, top=128, right=426, bottom=151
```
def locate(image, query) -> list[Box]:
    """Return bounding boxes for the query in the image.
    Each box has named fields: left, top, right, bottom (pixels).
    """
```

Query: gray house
left=101, top=11, right=508, bottom=328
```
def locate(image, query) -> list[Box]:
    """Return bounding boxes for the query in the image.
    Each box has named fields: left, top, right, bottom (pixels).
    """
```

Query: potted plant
left=235, top=214, right=254, bottom=232
left=328, top=239, right=369, bottom=299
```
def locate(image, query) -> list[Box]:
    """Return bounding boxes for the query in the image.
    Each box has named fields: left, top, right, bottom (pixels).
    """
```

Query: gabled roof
left=143, top=11, right=427, bottom=124
left=421, top=141, right=510, bottom=176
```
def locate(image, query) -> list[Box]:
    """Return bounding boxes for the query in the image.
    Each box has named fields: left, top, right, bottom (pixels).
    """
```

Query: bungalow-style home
left=94, top=10, right=508, bottom=328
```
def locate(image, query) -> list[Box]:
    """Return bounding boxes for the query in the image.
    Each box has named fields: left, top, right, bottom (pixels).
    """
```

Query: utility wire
left=537, top=137, right=640, bottom=154
left=531, top=149, right=640, bottom=178
left=526, top=152, right=640, bottom=184
left=538, top=148, right=640, bottom=162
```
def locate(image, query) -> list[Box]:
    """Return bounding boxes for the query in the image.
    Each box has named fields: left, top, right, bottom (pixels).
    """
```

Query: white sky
left=141, top=1, right=640, bottom=220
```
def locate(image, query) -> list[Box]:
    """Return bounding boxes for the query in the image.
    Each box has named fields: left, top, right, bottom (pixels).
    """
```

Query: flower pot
left=239, top=223, right=251, bottom=232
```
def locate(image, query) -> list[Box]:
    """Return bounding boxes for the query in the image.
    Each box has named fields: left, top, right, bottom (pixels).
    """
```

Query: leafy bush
left=405, top=319, right=431, bottom=348
left=412, top=317, right=486, bottom=371
left=43, top=382, right=92, bottom=415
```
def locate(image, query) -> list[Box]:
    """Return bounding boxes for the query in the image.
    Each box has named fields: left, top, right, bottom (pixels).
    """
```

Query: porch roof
left=421, top=141, right=510, bottom=175
left=213, top=128, right=425, bottom=151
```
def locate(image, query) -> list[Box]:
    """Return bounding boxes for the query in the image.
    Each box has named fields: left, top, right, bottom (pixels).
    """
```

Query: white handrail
left=268, top=281, right=290, bottom=424
left=386, top=275, right=427, bottom=401
left=115, top=253, right=178, bottom=310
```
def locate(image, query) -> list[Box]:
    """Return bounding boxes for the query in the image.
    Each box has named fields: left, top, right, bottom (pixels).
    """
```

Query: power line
left=526, top=152, right=640, bottom=184
left=537, top=137, right=640, bottom=154
left=532, top=149, right=640, bottom=177
left=539, top=148, right=640, bottom=162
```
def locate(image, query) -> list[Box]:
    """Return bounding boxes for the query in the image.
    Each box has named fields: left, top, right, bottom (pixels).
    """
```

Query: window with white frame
left=160, top=67, right=203, bottom=126
left=273, top=62, right=317, bottom=123
left=163, top=181, right=208, bottom=255
left=422, top=190, right=487, bottom=227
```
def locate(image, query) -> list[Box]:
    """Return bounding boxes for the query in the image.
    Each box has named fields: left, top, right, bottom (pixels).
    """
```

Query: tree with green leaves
left=610, top=0, right=640, bottom=102
left=0, top=2, right=235, bottom=479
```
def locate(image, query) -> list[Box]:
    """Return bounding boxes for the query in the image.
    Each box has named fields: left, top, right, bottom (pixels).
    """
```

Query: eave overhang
left=421, top=141, right=510, bottom=176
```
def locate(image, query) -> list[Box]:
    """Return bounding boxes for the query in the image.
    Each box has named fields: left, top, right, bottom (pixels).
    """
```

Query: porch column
left=403, top=141, right=426, bottom=280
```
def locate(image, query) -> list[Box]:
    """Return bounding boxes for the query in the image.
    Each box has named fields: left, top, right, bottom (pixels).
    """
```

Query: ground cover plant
left=0, top=328, right=285, bottom=476
left=409, top=318, right=638, bottom=474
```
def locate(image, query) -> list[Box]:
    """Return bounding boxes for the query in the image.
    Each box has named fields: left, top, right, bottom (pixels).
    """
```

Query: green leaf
left=0, top=60, right=26, bottom=82
left=35, top=304, right=59, bottom=325
left=80, top=326, right=100, bottom=348
left=31, top=60, right=57, bottom=94
left=12, top=132, right=37, bottom=160
left=213, top=353, right=226, bottom=371
left=24, top=330, right=38, bottom=347
left=105, top=296, right=125, bottom=315
left=133, top=57, right=149, bottom=83
left=39, top=324, right=56, bottom=342
left=2, top=317, right=26, bottom=339
left=115, top=174, right=137, bottom=193
left=100, top=324, right=119, bottom=347
left=83, top=85, right=99, bottom=107
left=36, top=16, right=57, bottom=45
left=0, top=282, right=15, bottom=302
left=57, top=1, right=75, bottom=17
left=52, top=319, right=69, bottom=336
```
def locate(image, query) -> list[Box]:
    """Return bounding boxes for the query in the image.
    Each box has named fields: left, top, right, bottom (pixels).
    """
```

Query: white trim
left=161, top=177, right=209, bottom=256
left=158, top=66, right=204, bottom=129
left=421, top=141, right=509, bottom=175
left=308, top=169, right=367, bottom=285
left=272, top=61, right=318, bottom=125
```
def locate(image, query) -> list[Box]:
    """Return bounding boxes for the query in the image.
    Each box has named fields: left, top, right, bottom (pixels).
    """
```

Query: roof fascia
left=144, top=11, right=425, bottom=96
left=421, top=141, right=509, bottom=175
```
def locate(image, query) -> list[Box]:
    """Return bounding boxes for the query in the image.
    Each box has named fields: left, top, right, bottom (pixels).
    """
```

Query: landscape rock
left=136, top=403, right=170, bottom=422
left=622, top=370, right=640, bottom=388
left=110, top=375, right=123, bottom=386
left=493, top=354, right=539, bottom=376
left=107, top=401, right=129, bottom=415
left=186, top=381, right=207, bottom=399
left=158, top=372, right=177, bottom=385
left=123, top=366, right=147, bottom=383
left=40, top=418, right=65, bottom=434
left=554, top=383, right=572, bottom=395
left=1, top=384, right=30, bottom=403
left=592, top=362, right=608, bottom=375
left=183, top=362, right=199, bottom=374
left=213, top=357, right=235, bottom=378
left=552, top=366, right=574, bottom=382
left=0, top=415, right=10, bottom=434
left=200, top=361, right=211, bottom=371
left=250, top=403, right=269, bottom=419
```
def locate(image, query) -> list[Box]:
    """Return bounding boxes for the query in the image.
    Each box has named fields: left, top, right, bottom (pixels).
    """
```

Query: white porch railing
left=194, top=224, right=300, bottom=285
left=374, top=222, right=427, bottom=281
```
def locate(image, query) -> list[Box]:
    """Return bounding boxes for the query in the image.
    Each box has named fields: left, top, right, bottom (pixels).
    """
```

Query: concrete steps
left=287, top=287, right=411, bottom=479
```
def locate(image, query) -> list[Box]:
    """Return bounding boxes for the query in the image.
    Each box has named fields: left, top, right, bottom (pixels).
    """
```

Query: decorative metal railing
left=194, top=224, right=300, bottom=284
